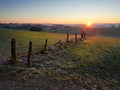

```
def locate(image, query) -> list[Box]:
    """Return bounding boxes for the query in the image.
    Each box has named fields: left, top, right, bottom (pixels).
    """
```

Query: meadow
left=44, top=36, right=120, bottom=89
left=0, top=29, right=76, bottom=56
left=0, top=29, right=120, bottom=89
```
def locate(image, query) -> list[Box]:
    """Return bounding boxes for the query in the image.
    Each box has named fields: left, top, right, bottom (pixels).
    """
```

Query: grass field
left=47, top=36, right=120, bottom=89
left=0, top=29, right=76, bottom=56
left=0, top=29, right=120, bottom=89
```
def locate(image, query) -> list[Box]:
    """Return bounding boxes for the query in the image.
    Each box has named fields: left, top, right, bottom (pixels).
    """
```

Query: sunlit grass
left=54, top=36, right=120, bottom=89
left=60, top=36, right=120, bottom=67
left=0, top=29, right=75, bottom=56
left=0, top=35, right=120, bottom=89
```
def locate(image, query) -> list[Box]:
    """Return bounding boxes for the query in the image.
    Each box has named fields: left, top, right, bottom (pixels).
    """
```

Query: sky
left=0, top=0, right=120, bottom=24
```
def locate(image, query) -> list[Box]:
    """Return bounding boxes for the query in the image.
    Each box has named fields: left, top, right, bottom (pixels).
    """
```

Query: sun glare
left=87, top=21, right=92, bottom=27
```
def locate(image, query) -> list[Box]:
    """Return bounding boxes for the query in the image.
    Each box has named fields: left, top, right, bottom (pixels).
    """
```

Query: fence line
left=0, top=33, right=85, bottom=65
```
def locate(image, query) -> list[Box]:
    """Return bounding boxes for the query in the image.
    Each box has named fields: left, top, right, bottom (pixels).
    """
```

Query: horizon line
left=0, top=22, right=120, bottom=25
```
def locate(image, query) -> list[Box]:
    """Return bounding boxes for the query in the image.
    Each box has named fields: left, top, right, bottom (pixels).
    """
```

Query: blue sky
left=0, top=0, right=120, bottom=24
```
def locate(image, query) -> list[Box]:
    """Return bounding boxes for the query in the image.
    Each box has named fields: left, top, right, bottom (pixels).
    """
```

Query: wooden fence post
left=44, top=39, right=48, bottom=51
left=66, top=34, right=69, bottom=42
left=27, top=41, right=32, bottom=65
left=75, top=33, right=77, bottom=43
left=11, top=38, right=17, bottom=64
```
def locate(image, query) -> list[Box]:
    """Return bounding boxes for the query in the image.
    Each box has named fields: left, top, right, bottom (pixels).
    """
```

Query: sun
left=87, top=21, right=92, bottom=27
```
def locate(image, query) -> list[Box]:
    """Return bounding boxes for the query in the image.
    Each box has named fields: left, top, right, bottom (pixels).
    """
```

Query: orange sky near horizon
left=0, top=0, right=120, bottom=24
left=0, top=18, right=120, bottom=24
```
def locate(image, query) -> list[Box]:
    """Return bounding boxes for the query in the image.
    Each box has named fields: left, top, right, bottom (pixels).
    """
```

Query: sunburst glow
left=87, top=21, right=92, bottom=27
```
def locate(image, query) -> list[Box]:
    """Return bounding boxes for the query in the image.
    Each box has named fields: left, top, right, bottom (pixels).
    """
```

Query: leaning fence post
left=75, top=33, right=77, bottom=43
left=44, top=39, right=48, bottom=51
left=11, top=38, right=17, bottom=64
left=66, top=34, right=69, bottom=42
left=27, top=41, right=32, bottom=66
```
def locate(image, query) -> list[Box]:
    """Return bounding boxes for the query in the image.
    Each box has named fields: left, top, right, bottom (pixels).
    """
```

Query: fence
left=0, top=33, right=84, bottom=65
